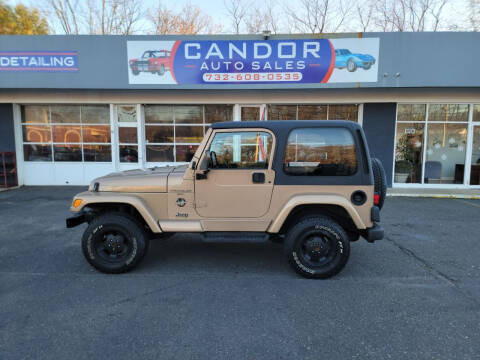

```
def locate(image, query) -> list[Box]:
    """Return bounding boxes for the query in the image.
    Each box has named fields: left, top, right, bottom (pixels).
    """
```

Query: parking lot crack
left=385, top=236, right=480, bottom=307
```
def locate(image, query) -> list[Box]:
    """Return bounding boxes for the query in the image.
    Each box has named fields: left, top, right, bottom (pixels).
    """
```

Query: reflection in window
left=83, top=125, right=110, bottom=143
left=175, top=105, right=203, bottom=124
left=473, top=104, right=480, bottom=122
left=428, top=104, right=469, bottom=122
left=210, top=131, right=272, bottom=169
left=176, top=126, right=203, bottom=143
left=118, top=127, right=138, bottom=144
left=21, top=105, right=111, bottom=163
left=394, top=123, right=424, bottom=183
left=241, top=107, right=260, bottom=121
left=397, top=104, right=426, bottom=122
left=119, top=145, right=138, bottom=163
left=22, top=125, right=52, bottom=143
left=84, top=145, right=112, bottom=162
left=284, top=128, right=357, bottom=176
left=53, top=125, right=81, bottom=143
left=425, top=124, right=467, bottom=184
left=205, top=105, right=233, bottom=123
left=146, top=145, right=173, bottom=162
left=51, top=105, right=81, bottom=123
left=298, top=105, right=327, bottom=120
left=23, top=144, right=52, bottom=161
left=117, top=105, right=137, bottom=122
left=176, top=145, right=198, bottom=162
left=54, top=144, right=82, bottom=161
left=145, top=105, right=173, bottom=123
left=268, top=105, right=296, bottom=120
left=143, top=104, right=233, bottom=163
left=328, top=105, right=358, bottom=121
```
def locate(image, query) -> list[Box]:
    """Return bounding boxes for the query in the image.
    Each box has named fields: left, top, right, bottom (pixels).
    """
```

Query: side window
left=209, top=131, right=273, bottom=169
left=284, top=128, right=357, bottom=176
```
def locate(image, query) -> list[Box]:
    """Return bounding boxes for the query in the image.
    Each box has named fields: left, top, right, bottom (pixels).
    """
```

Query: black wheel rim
left=93, top=228, right=133, bottom=264
left=297, top=229, right=339, bottom=269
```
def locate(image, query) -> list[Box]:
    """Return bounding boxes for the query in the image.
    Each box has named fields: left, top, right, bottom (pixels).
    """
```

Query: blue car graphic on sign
left=334, top=49, right=375, bottom=72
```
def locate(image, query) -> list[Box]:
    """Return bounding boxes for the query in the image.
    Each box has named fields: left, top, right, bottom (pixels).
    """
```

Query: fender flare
left=71, top=191, right=161, bottom=233
left=267, top=194, right=367, bottom=233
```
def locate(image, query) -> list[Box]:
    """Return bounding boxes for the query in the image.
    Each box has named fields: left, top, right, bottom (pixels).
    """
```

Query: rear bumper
left=66, top=212, right=87, bottom=228
left=362, top=223, right=384, bottom=243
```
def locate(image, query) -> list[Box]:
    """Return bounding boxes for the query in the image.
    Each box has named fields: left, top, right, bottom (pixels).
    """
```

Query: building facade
left=0, top=33, right=479, bottom=188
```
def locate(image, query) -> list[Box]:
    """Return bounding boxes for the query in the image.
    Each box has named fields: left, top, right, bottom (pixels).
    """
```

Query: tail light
left=373, top=192, right=380, bottom=206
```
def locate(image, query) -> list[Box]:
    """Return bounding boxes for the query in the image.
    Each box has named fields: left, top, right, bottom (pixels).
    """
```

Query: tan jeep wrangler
left=67, top=120, right=386, bottom=279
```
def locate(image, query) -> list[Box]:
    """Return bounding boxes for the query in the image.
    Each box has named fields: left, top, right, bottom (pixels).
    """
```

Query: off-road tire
left=82, top=212, right=149, bottom=274
left=371, top=157, right=387, bottom=209
left=284, top=216, right=350, bottom=279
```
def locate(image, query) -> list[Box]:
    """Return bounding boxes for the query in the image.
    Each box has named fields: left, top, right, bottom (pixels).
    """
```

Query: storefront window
left=470, top=126, right=480, bottom=185
left=394, top=103, right=470, bottom=185
left=21, top=104, right=111, bottom=162
left=473, top=104, right=480, bottom=122
left=144, top=104, right=233, bottom=162
left=394, top=123, right=425, bottom=183
left=266, top=104, right=357, bottom=121
left=425, top=123, right=467, bottom=184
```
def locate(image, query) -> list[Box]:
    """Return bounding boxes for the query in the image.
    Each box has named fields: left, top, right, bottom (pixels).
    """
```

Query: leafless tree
left=373, top=0, right=449, bottom=32
left=148, top=2, right=221, bottom=34
left=244, top=0, right=281, bottom=34
left=355, top=0, right=376, bottom=32
left=223, top=0, right=249, bottom=34
left=44, top=0, right=80, bottom=34
left=468, top=0, right=480, bottom=30
left=42, top=0, right=144, bottom=34
left=284, top=0, right=351, bottom=34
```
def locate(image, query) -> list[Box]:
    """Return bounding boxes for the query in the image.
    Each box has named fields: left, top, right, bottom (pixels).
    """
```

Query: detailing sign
left=127, top=38, right=379, bottom=85
left=0, top=51, right=78, bottom=72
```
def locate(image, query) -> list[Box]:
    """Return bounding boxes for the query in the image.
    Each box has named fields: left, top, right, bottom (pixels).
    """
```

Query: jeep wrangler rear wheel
left=82, top=213, right=149, bottom=274
left=284, top=216, right=350, bottom=279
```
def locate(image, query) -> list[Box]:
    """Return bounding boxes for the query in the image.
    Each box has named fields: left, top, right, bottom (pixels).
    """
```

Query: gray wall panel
left=0, top=33, right=479, bottom=90
left=362, top=103, right=397, bottom=187
left=0, top=104, right=15, bottom=152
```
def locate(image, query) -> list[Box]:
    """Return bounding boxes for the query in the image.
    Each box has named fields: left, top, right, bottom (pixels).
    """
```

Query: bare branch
left=223, top=0, right=249, bottom=34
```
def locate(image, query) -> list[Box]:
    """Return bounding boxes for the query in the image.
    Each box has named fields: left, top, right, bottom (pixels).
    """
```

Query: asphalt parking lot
left=1, top=187, right=479, bottom=360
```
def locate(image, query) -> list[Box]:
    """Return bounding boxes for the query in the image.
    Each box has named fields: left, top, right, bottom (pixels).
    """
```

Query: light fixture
left=262, top=30, right=271, bottom=40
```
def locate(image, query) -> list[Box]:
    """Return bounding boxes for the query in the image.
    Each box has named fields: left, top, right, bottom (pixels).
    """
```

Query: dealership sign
left=127, top=38, right=379, bottom=85
left=0, top=51, right=78, bottom=71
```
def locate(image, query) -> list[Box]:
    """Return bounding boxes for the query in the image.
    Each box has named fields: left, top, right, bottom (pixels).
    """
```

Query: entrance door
left=194, top=129, right=275, bottom=218
left=115, top=105, right=141, bottom=170
left=469, top=125, right=480, bottom=185
left=239, top=105, right=266, bottom=121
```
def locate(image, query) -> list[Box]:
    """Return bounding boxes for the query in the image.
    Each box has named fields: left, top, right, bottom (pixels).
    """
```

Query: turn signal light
left=373, top=193, right=380, bottom=206
left=73, top=199, right=82, bottom=208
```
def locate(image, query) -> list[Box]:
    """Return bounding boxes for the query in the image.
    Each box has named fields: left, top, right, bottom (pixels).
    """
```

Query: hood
left=89, top=165, right=188, bottom=193
left=353, top=54, right=374, bottom=61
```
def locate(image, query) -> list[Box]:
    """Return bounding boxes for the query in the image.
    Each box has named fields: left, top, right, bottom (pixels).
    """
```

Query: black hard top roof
left=211, top=120, right=361, bottom=132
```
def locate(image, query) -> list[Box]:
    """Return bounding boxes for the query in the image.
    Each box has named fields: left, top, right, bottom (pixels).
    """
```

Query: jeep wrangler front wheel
left=81, top=213, right=149, bottom=274
left=284, top=216, right=350, bottom=279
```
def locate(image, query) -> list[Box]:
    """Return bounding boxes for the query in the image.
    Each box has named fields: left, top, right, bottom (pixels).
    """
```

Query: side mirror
left=199, top=151, right=210, bottom=171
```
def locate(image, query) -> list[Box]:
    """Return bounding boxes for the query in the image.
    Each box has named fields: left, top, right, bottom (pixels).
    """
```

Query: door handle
left=252, top=172, right=265, bottom=183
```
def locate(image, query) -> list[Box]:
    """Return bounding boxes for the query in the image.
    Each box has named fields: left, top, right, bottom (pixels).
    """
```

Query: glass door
left=115, top=105, right=140, bottom=170
left=469, top=125, right=480, bottom=185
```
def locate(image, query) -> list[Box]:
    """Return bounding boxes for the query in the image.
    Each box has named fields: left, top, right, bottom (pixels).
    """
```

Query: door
left=469, top=125, right=480, bottom=185
left=194, top=130, right=275, bottom=218
left=115, top=105, right=140, bottom=170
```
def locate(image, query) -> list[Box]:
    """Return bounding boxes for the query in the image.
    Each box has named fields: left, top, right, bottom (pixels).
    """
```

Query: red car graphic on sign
left=129, top=50, right=172, bottom=76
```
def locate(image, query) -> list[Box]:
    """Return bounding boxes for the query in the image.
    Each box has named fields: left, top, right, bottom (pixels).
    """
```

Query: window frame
left=282, top=126, right=359, bottom=177
left=199, top=128, right=276, bottom=171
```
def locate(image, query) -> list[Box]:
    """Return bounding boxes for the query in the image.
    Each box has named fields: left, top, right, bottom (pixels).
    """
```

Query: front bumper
left=66, top=211, right=88, bottom=228
left=362, top=223, right=384, bottom=243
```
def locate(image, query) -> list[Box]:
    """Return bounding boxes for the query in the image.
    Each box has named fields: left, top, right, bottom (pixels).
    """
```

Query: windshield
left=141, top=51, right=169, bottom=59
